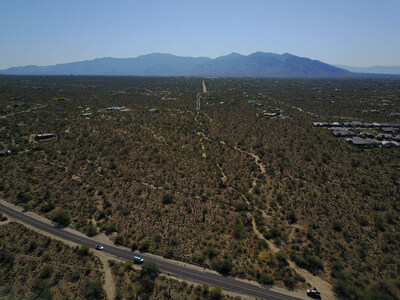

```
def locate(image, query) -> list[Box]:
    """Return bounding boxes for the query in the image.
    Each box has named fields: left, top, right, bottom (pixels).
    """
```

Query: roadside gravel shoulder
left=0, top=199, right=308, bottom=299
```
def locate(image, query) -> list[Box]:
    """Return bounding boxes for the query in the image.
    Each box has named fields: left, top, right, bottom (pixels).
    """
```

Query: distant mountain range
left=336, top=65, right=400, bottom=75
left=0, top=52, right=395, bottom=78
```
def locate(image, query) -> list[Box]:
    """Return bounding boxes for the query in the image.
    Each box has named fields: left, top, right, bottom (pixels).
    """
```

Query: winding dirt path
left=216, top=163, right=227, bottom=183
left=233, top=146, right=266, bottom=193
left=195, top=131, right=208, bottom=158
left=250, top=215, right=280, bottom=252
left=230, top=146, right=335, bottom=299
left=192, top=82, right=334, bottom=298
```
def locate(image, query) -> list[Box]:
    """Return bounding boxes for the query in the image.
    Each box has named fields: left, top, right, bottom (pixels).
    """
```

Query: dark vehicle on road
left=307, top=289, right=321, bottom=299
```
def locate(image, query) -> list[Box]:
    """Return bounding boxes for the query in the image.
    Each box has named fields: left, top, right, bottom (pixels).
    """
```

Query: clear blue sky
left=1, top=0, right=399, bottom=68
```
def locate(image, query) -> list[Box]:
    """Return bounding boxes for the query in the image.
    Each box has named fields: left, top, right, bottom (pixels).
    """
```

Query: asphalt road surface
left=0, top=202, right=303, bottom=300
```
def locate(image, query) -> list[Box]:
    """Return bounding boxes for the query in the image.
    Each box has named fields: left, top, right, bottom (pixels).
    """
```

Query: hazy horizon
left=1, top=0, right=400, bottom=69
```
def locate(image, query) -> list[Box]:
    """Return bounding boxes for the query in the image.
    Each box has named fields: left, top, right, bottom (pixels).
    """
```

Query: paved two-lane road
left=0, top=202, right=303, bottom=300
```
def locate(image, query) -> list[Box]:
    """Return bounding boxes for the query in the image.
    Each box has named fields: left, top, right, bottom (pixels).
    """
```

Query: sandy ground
left=96, top=253, right=117, bottom=300
left=288, top=261, right=334, bottom=300
left=202, top=80, right=207, bottom=93
left=0, top=219, right=11, bottom=226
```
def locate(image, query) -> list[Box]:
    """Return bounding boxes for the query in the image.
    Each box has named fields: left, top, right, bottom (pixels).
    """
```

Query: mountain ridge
left=0, top=52, right=352, bottom=78
left=336, top=64, right=400, bottom=75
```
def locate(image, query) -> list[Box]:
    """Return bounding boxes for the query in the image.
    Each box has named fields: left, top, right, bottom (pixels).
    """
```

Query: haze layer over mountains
left=1, top=52, right=352, bottom=78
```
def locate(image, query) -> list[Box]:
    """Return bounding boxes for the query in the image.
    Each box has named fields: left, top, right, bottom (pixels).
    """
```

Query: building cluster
left=78, top=107, right=93, bottom=118
left=313, top=121, right=400, bottom=148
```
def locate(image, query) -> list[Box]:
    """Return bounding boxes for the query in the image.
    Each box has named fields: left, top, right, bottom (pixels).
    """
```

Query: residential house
left=381, top=127, right=399, bottom=133
left=332, top=131, right=356, bottom=137
left=346, top=137, right=381, bottom=148
left=35, top=133, right=56, bottom=142
left=382, top=141, right=400, bottom=148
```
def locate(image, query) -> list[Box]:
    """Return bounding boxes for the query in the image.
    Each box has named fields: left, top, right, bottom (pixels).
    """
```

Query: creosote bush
left=52, top=211, right=71, bottom=226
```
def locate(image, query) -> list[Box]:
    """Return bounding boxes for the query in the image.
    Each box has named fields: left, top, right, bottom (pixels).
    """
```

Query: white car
left=95, top=244, right=104, bottom=250
left=134, top=256, right=144, bottom=264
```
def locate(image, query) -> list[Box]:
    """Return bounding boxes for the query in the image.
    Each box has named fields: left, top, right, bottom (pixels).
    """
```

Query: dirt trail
left=195, top=131, right=208, bottom=158
left=290, top=105, right=321, bottom=118
left=229, top=146, right=335, bottom=299
left=216, top=163, right=227, bottom=183
left=233, top=146, right=265, bottom=194
left=250, top=211, right=334, bottom=299
left=204, top=113, right=213, bottom=122
left=196, top=93, right=201, bottom=111
left=200, top=141, right=207, bottom=158
left=191, top=82, right=333, bottom=298
left=0, top=105, right=48, bottom=119
left=289, top=261, right=334, bottom=299
left=250, top=215, right=280, bottom=252
left=233, top=146, right=266, bottom=174
left=96, top=253, right=116, bottom=300
left=231, top=180, right=282, bottom=256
